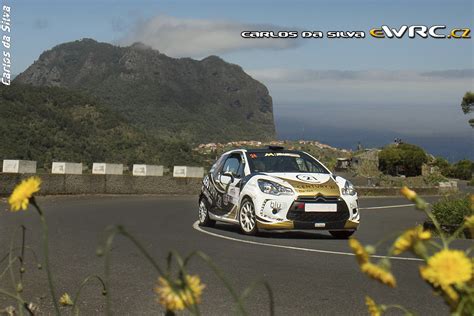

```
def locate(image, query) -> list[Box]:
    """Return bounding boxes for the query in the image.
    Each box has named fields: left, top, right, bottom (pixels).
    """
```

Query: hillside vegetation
left=0, top=84, right=205, bottom=169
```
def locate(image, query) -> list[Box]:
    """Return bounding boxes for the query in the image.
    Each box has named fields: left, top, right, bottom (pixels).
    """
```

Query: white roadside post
left=132, top=164, right=164, bottom=176
left=51, top=162, right=83, bottom=174
left=173, top=166, right=205, bottom=178
left=92, top=163, right=123, bottom=175
left=2, top=160, right=37, bottom=173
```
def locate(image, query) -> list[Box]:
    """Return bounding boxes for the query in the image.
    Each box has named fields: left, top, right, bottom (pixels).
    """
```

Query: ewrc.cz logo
left=369, top=25, right=471, bottom=39
left=240, top=25, right=471, bottom=40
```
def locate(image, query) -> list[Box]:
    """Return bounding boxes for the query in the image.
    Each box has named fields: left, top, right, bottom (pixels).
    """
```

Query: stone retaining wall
left=0, top=174, right=202, bottom=196
left=356, top=186, right=440, bottom=196
left=0, top=174, right=441, bottom=197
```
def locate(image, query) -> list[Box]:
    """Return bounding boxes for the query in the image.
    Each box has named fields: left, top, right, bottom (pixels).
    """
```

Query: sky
left=7, top=0, right=474, bottom=159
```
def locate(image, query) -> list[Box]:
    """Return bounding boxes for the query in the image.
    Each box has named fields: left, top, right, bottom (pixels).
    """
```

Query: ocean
left=274, top=103, right=474, bottom=161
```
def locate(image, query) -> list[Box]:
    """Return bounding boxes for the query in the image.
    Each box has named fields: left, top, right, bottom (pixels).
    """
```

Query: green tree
left=378, top=143, right=428, bottom=176
left=0, top=84, right=202, bottom=168
left=461, top=91, right=474, bottom=128
left=157, top=138, right=206, bottom=168
left=450, top=160, right=473, bottom=180
left=461, top=91, right=474, bottom=114
left=432, top=157, right=451, bottom=177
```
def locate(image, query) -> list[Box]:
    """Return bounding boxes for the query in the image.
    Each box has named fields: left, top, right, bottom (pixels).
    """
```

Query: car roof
left=233, top=148, right=305, bottom=154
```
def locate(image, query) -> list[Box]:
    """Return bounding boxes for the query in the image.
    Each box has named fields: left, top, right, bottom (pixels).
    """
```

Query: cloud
left=250, top=68, right=474, bottom=140
left=247, top=68, right=474, bottom=110
left=33, top=18, right=49, bottom=30
left=247, top=68, right=474, bottom=83
left=420, top=69, right=474, bottom=79
left=119, top=15, right=302, bottom=57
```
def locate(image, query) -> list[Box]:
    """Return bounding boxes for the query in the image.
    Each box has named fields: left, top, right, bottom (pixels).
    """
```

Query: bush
left=461, top=91, right=474, bottom=114
left=450, top=160, right=473, bottom=180
left=378, top=143, right=428, bottom=177
left=469, top=178, right=474, bottom=186
left=434, top=158, right=474, bottom=180
left=432, top=195, right=472, bottom=226
left=424, top=173, right=447, bottom=185
left=432, top=157, right=451, bottom=177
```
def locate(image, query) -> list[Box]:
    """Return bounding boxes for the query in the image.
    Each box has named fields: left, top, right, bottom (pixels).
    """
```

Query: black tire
left=329, top=230, right=355, bottom=239
left=238, top=198, right=258, bottom=236
left=198, top=199, right=215, bottom=227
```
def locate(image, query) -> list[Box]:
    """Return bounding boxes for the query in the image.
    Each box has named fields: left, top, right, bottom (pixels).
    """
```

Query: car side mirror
left=220, top=172, right=234, bottom=185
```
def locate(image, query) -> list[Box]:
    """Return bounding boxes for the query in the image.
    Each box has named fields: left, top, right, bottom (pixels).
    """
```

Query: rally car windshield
left=246, top=151, right=330, bottom=174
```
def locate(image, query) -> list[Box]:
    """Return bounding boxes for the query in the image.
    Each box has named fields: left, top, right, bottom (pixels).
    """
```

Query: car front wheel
left=239, top=198, right=258, bottom=235
left=198, top=199, right=215, bottom=227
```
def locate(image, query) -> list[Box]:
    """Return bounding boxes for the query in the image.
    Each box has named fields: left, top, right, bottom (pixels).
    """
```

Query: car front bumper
left=254, top=193, right=360, bottom=231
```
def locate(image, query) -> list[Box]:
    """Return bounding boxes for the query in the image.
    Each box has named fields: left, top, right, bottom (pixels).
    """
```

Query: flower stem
left=419, top=201, right=448, bottom=248
left=239, top=278, right=275, bottom=316
left=0, top=256, right=19, bottom=279
left=119, top=228, right=164, bottom=275
left=8, top=226, right=24, bottom=316
left=102, top=227, right=118, bottom=316
left=72, top=275, right=107, bottom=316
left=19, top=225, right=26, bottom=285
left=186, top=251, right=251, bottom=315
left=167, top=251, right=201, bottom=315
left=31, top=197, right=61, bottom=315
left=384, top=304, right=415, bottom=315
left=446, top=222, right=468, bottom=244
left=0, top=289, right=34, bottom=316
left=102, top=226, right=166, bottom=315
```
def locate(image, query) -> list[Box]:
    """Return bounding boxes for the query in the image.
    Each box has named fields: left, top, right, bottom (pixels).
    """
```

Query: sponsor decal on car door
left=210, top=153, right=244, bottom=218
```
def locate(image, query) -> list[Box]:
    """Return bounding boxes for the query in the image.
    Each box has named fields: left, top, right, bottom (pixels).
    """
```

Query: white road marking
left=192, top=221, right=423, bottom=262
left=360, top=203, right=415, bottom=210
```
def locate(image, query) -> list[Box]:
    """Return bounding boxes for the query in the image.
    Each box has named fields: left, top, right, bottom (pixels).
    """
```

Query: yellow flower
left=349, top=238, right=369, bottom=265
left=400, top=186, right=417, bottom=201
left=365, top=296, right=381, bottom=316
left=155, top=275, right=205, bottom=311
left=8, top=177, right=41, bottom=211
left=361, top=263, right=397, bottom=288
left=419, top=249, right=472, bottom=287
left=59, top=293, right=73, bottom=306
left=392, top=226, right=431, bottom=255
left=440, top=284, right=459, bottom=305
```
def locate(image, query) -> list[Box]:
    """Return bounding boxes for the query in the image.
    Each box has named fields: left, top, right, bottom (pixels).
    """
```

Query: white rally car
left=198, top=147, right=360, bottom=238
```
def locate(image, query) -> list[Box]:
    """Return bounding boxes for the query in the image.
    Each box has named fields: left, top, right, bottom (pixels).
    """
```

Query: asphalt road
left=0, top=195, right=471, bottom=315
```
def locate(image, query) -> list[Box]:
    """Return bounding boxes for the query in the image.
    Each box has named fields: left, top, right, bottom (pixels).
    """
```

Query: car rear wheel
left=198, top=199, right=215, bottom=227
left=329, top=230, right=355, bottom=239
left=239, top=198, right=258, bottom=235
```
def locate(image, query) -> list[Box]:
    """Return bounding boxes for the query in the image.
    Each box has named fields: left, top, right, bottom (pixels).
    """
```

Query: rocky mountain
left=15, top=39, right=275, bottom=142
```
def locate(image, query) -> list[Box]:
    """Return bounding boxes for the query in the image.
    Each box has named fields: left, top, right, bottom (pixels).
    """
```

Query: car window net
left=247, top=152, right=328, bottom=174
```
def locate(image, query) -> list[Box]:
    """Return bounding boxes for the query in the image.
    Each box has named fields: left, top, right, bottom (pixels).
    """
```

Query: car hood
left=263, top=172, right=341, bottom=197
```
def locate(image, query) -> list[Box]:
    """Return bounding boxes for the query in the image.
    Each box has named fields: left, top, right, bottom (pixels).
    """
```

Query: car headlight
left=342, top=180, right=356, bottom=196
left=258, top=179, right=294, bottom=195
